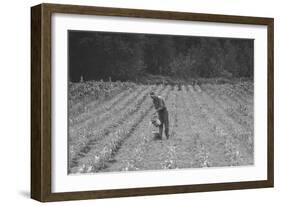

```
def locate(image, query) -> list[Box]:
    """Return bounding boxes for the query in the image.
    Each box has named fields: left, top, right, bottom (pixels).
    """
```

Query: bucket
left=152, top=131, right=162, bottom=140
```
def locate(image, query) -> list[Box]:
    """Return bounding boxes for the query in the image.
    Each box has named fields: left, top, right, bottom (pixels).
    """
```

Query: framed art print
left=31, top=3, right=274, bottom=202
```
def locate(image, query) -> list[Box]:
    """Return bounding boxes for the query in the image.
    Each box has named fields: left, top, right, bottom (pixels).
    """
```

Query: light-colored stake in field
left=68, top=80, right=254, bottom=174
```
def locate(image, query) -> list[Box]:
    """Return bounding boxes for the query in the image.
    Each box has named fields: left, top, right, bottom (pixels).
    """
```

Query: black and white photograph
left=67, top=30, right=254, bottom=174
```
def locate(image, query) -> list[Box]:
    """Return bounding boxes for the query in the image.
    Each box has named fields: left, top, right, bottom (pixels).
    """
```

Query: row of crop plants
left=181, top=85, right=212, bottom=168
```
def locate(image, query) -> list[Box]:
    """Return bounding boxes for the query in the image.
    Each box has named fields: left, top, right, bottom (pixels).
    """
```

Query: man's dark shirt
left=153, top=96, right=166, bottom=112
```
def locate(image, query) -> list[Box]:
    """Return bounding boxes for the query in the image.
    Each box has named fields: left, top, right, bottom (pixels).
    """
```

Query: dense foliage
left=69, top=31, right=253, bottom=82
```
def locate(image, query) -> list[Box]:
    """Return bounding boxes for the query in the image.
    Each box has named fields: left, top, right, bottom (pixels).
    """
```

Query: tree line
left=68, top=30, right=254, bottom=82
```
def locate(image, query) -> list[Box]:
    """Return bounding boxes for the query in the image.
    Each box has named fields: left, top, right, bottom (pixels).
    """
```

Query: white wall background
left=0, top=0, right=279, bottom=205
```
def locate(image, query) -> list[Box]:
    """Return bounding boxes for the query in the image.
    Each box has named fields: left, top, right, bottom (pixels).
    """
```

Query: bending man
left=150, top=91, right=169, bottom=139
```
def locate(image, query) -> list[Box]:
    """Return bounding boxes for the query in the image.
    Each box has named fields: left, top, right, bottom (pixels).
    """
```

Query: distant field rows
left=68, top=81, right=254, bottom=174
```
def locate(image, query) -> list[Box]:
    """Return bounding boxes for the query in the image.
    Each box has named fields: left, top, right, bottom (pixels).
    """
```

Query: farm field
left=68, top=80, right=254, bottom=174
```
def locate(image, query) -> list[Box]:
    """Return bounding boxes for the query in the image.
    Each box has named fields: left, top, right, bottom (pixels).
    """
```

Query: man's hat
left=150, top=91, right=155, bottom=96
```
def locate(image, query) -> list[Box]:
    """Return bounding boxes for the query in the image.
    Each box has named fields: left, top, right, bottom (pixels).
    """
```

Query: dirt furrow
left=167, top=88, right=200, bottom=169
left=160, top=87, right=181, bottom=170
left=180, top=86, right=215, bottom=168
